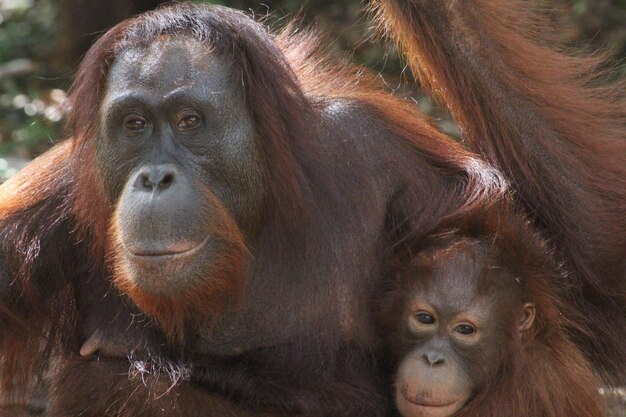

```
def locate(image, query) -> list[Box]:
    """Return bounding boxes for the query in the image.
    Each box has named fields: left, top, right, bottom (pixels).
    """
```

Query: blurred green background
left=0, top=0, right=624, bottom=182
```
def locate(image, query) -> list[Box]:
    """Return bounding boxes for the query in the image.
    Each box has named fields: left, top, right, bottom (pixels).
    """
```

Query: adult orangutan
left=0, top=1, right=623, bottom=416
left=0, top=4, right=500, bottom=416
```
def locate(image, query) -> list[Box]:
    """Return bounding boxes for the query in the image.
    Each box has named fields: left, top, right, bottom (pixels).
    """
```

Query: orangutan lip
left=126, top=236, right=209, bottom=259
left=402, top=395, right=459, bottom=408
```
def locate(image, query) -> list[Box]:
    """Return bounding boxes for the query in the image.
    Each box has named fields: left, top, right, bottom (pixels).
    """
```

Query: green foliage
left=0, top=0, right=65, bottom=164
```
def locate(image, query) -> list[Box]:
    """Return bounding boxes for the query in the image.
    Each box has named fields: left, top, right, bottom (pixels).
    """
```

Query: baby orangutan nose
left=423, top=351, right=445, bottom=366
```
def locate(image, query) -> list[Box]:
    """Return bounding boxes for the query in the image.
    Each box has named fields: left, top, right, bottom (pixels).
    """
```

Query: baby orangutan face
left=393, top=240, right=535, bottom=417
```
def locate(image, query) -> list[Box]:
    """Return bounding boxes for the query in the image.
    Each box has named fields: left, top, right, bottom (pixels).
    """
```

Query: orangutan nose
left=134, top=164, right=178, bottom=193
left=423, top=351, right=445, bottom=366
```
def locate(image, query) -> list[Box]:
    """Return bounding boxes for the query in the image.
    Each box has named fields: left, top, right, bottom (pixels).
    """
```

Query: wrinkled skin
left=88, top=38, right=260, bottom=337
left=101, top=37, right=260, bottom=298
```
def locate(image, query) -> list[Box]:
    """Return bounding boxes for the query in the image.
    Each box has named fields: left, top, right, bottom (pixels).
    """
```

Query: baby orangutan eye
left=454, top=324, right=476, bottom=335
left=415, top=312, right=436, bottom=325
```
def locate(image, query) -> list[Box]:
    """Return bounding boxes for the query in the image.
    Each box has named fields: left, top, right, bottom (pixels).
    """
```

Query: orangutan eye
left=415, top=312, right=436, bottom=325
left=454, top=324, right=476, bottom=335
left=177, top=114, right=202, bottom=131
left=124, top=116, right=147, bottom=132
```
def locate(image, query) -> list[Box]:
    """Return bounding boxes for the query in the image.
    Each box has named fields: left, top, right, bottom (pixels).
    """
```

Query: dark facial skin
left=393, top=242, right=535, bottom=417
left=98, top=37, right=264, bottom=297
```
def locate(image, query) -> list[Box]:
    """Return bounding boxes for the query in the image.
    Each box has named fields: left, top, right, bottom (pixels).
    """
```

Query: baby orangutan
left=378, top=216, right=607, bottom=417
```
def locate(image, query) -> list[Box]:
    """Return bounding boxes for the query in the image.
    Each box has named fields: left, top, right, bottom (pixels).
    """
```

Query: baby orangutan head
left=391, top=239, right=535, bottom=417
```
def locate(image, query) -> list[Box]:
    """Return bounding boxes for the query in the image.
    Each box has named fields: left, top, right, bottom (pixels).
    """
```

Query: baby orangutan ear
left=519, top=302, right=536, bottom=332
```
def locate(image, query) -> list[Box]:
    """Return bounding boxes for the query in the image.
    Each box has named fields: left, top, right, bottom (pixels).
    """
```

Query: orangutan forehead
left=408, top=239, right=521, bottom=303
left=413, top=239, right=486, bottom=277
left=107, top=37, right=236, bottom=93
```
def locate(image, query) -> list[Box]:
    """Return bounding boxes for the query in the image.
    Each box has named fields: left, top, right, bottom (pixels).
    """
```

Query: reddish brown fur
left=0, top=143, right=79, bottom=402
left=379, top=206, right=607, bottom=417
left=0, top=143, right=71, bottom=216
left=108, top=190, right=248, bottom=341
left=375, top=0, right=626, bottom=381
left=459, top=218, right=607, bottom=417
left=464, top=215, right=606, bottom=417
left=0, top=5, right=492, bottom=417
left=276, top=25, right=505, bottom=221
left=0, top=7, right=503, bottom=410
left=460, top=336, right=606, bottom=417
left=0, top=1, right=619, bottom=415
left=48, top=359, right=279, bottom=417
